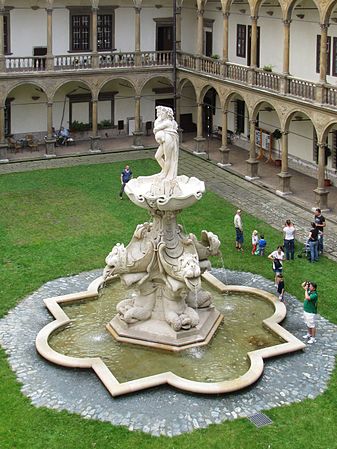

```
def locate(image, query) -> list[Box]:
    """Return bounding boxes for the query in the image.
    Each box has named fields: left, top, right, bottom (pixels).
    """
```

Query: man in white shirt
left=234, top=209, right=244, bottom=251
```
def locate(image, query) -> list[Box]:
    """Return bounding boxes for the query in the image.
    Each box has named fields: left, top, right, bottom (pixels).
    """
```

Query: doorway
left=203, top=88, right=216, bottom=135
left=157, top=25, right=173, bottom=51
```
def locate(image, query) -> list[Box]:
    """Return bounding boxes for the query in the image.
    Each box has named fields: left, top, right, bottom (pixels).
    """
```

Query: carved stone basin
left=125, top=174, right=205, bottom=211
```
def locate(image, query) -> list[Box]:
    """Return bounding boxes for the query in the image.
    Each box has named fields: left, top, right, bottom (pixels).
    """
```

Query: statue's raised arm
left=153, top=106, right=179, bottom=181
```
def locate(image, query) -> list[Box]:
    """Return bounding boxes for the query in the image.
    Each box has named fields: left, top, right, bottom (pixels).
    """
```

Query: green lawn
left=0, top=160, right=336, bottom=449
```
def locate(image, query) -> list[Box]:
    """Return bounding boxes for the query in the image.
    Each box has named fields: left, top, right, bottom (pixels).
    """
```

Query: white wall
left=10, top=85, right=47, bottom=134
left=11, top=9, right=46, bottom=56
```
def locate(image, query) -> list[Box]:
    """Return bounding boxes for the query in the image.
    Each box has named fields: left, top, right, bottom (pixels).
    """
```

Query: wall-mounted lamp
left=266, top=10, right=274, bottom=16
left=239, top=9, right=246, bottom=14
left=296, top=14, right=305, bottom=19
left=31, top=96, right=40, bottom=101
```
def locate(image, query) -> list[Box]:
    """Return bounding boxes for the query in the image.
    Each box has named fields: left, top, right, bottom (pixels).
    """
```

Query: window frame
left=236, top=24, right=246, bottom=58
left=3, top=11, right=11, bottom=55
left=68, top=7, right=115, bottom=53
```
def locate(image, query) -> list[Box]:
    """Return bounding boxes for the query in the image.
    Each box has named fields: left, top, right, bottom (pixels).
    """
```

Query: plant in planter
left=211, top=54, right=220, bottom=60
left=263, top=64, right=274, bottom=72
left=272, top=128, right=282, bottom=165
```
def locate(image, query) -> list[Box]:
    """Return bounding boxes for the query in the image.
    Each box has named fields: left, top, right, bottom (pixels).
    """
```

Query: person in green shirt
left=301, top=281, right=318, bottom=344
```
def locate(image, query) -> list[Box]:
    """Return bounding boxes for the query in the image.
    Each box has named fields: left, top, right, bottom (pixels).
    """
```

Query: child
left=258, top=234, right=267, bottom=256
left=276, top=273, right=285, bottom=302
left=251, top=230, right=259, bottom=255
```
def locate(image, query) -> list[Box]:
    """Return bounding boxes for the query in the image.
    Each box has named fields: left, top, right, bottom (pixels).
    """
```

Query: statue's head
left=156, top=105, right=174, bottom=120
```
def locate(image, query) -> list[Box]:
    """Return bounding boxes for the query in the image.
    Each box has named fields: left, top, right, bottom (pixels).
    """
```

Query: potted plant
left=272, top=128, right=282, bottom=166
left=211, top=54, right=220, bottom=60
left=263, top=64, right=274, bottom=72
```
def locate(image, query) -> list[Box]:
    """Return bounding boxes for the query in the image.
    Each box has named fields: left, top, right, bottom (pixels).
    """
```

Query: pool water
left=49, top=281, right=283, bottom=383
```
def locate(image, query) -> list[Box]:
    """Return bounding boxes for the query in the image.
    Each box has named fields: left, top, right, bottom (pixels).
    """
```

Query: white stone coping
left=35, top=272, right=305, bottom=397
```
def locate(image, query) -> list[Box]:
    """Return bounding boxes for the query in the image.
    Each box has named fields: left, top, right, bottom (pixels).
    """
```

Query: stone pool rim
left=35, top=271, right=306, bottom=397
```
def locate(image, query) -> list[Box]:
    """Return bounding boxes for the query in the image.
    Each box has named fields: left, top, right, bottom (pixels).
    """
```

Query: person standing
left=276, top=273, right=285, bottom=302
left=314, top=208, right=326, bottom=255
left=268, top=245, right=285, bottom=285
left=234, top=209, right=244, bottom=252
left=283, top=219, right=296, bottom=260
left=251, top=230, right=259, bottom=255
left=120, top=165, right=132, bottom=200
left=308, top=222, right=319, bottom=263
left=258, top=234, right=267, bottom=256
left=301, top=281, right=318, bottom=344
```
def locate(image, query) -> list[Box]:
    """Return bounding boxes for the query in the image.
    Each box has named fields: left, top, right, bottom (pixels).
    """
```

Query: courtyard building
left=1, top=0, right=337, bottom=209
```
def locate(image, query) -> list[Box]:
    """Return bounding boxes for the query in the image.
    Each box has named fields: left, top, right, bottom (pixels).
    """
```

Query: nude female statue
left=153, top=106, right=179, bottom=181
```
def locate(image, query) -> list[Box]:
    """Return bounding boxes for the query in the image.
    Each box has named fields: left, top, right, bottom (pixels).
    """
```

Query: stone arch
left=51, top=79, right=94, bottom=102
left=4, top=82, right=49, bottom=137
left=97, top=76, right=137, bottom=96
left=251, top=99, right=282, bottom=126
left=4, top=81, right=48, bottom=105
left=254, top=0, right=285, bottom=18
left=323, top=0, right=337, bottom=24
left=286, top=0, right=321, bottom=21
left=139, top=75, right=173, bottom=97
left=178, top=77, right=198, bottom=98
left=199, top=83, right=222, bottom=106
left=284, top=109, right=318, bottom=165
left=321, top=119, right=337, bottom=143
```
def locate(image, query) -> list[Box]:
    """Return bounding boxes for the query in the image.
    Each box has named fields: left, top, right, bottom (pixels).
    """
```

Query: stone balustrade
left=2, top=51, right=337, bottom=109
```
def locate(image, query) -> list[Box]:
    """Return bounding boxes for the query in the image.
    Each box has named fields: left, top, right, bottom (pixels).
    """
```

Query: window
left=236, top=24, right=246, bottom=58
left=97, top=14, right=113, bottom=51
left=3, top=13, right=10, bottom=54
left=69, top=7, right=115, bottom=52
left=72, top=14, right=90, bottom=51
left=316, top=34, right=331, bottom=75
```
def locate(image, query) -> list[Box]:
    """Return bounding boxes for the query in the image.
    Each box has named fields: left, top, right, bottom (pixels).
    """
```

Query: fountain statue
left=103, top=106, right=223, bottom=349
left=35, top=105, right=305, bottom=397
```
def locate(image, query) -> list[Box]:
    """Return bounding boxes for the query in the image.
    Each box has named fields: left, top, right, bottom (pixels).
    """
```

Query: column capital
left=134, top=6, right=141, bottom=13
left=197, top=102, right=203, bottom=107
left=92, top=6, right=99, bottom=12
left=250, top=16, right=258, bottom=22
left=320, top=23, right=329, bottom=32
left=282, top=19, right=291, bottom=26
left=249, top=119, right=257, bottom=125
left=197, top=9, right=204, bottom=17
left=135, top=95, right=141, bottom=100
left=223, top=12, right=230, bottom=19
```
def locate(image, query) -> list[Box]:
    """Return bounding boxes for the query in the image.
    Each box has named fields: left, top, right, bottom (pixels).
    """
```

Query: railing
left=177, top=52, right=197, bottom=70
left=226, top=63, right=249, bottom=83
left=199, top=56, right=222, bottom=76
left=254, top=69, right=280, bottom=92
left=287, top=77, right=315, bottom=101
left=99, top=52, right=135, bottom=68
left=6, top=57, right=47, bottom=72
left=54, top=54, right=92, bottom=70
left=4, top=51, right=337, bottom=109
left=325, top=86, right=337, bottom=107
left=141, top=51, right=172, bottom=66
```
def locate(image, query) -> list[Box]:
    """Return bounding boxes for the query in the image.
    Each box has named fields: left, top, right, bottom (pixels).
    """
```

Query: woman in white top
left=268, top=246, right=285, bottom=284
left=283, top=219, right=296, bottom=260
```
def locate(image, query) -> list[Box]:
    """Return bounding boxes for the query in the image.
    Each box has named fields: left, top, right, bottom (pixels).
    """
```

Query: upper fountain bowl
left=125, top=174, right=205, bottom=211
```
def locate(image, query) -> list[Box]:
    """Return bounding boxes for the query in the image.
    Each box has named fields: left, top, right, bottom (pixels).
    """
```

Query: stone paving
left=0, top=269, right=336, bottom=437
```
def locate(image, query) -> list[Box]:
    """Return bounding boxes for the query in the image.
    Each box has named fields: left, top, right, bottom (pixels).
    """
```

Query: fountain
left=36, top=106, right=305, bottom=397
